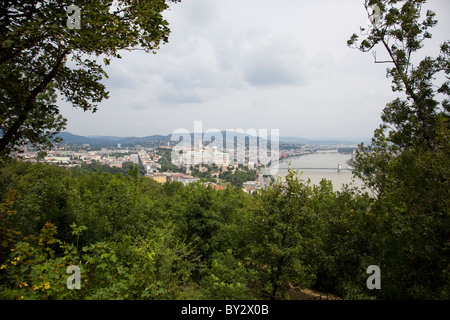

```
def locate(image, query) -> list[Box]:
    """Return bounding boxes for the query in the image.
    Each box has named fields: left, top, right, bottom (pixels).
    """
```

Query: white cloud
left=59, top=0, right=450, bottom=139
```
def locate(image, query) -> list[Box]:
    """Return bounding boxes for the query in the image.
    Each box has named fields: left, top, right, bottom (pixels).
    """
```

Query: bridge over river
left=287, top=164, right=353, bottom=172
left=272, top=152, right=361, bottom=190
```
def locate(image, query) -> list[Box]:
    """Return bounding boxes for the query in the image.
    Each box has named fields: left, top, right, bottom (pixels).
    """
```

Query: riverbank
left=270, top=151, right=364, bottom=191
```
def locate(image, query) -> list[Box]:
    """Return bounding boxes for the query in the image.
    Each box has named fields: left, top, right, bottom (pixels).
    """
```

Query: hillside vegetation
left=0, top=159, right=447, bottom=300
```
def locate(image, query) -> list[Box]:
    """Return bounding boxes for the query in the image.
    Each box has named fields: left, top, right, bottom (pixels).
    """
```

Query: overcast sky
left=59, top=0, right=450, bottom=140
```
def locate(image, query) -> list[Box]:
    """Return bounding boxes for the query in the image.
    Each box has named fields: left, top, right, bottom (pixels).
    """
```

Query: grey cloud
left=241, top=37, right=307, bottom=87
left=243, top=59, right=302, bottom=87
left=156, top=88, right=204, bottom=106
left=176, top=0, right=223, bottom=28
left=59, top=0, right=450, bottom=139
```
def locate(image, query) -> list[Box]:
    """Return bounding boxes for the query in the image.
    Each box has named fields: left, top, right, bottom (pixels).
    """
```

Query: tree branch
left=0, top=47, right=69, bottom=153
left=372, top=51, right=394, bottom=64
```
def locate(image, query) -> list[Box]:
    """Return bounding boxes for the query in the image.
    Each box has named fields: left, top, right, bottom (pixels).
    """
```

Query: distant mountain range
left=56, top=131, right=368, bottom=148
left=275, top=136, right=369, bottom=145
left=56, top=132, right=171, bottom=148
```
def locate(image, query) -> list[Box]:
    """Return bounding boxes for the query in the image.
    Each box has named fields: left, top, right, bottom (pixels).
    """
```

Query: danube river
left=271, top=150, right=365, bottom=191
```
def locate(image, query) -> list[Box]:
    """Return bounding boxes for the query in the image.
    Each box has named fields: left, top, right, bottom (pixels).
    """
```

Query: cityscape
left=11, top=132, right=359, bottom=194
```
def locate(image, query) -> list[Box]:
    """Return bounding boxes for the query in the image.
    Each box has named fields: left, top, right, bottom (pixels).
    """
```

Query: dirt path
left=287, top=286, right=340, bottom=300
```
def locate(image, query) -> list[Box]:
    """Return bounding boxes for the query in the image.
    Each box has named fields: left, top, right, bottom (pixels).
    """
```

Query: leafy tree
left=0, top=190, right=21, bottom=264
left=248, top=169, right=316, bottom=299
left=348, top=0, right=449, bottom=166
left=157, top=148, right=182, bottom=172
left=308, top=181, right=377, bottom=299
left=74, top=161, right=128, bottom=175
left=0, top=0, right=180, bottom=155
left=201, top=249, right=252, bottom=300
left=219, top=167, right=256, bottom=188
left=348, top=0, right=449, bottom=298
left=114, top=229, right=200, bottom=299
left=177, top=185, right=224, bottom=262
left=0, top=223, right=130, bottom=300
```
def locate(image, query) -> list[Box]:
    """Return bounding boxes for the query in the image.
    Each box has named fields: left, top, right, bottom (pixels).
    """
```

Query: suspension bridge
left=288, top=164, right=353, bottom=172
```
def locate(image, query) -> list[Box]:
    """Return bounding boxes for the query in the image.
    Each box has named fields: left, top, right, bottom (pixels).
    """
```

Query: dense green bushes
left=0, top=159, right=448, bottom=299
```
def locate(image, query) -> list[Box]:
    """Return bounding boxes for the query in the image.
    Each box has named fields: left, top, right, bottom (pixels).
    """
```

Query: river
left=270, top=150, right=365, bottom=191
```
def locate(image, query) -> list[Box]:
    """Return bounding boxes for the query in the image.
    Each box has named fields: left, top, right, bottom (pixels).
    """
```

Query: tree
left=249, top=169, right=316, bottom=299
left=348, top=0, right=448, bottom=152
left=348, top=0, right=449, bottom=298
left=0, top=0, right=180, bottom=155
left=201, top=249, right=252, bottom=300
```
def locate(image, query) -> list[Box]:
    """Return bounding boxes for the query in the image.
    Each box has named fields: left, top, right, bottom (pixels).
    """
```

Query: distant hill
left=56, top=131, right=368, bottom=147
left=57, top=132, right=100, bottom=145
left=278, top=136, right=369, bottom=145
left=56, top=132, right=171, bottom=147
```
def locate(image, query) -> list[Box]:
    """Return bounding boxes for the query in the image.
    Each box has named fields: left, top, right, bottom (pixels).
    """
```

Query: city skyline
left=59, top=0, right=450, bottom=140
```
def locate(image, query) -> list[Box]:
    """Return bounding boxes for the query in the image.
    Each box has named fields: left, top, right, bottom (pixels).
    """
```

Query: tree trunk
left=379, top=38, right=436, bottom=152
left=0, top=49, right=68, bottom=153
